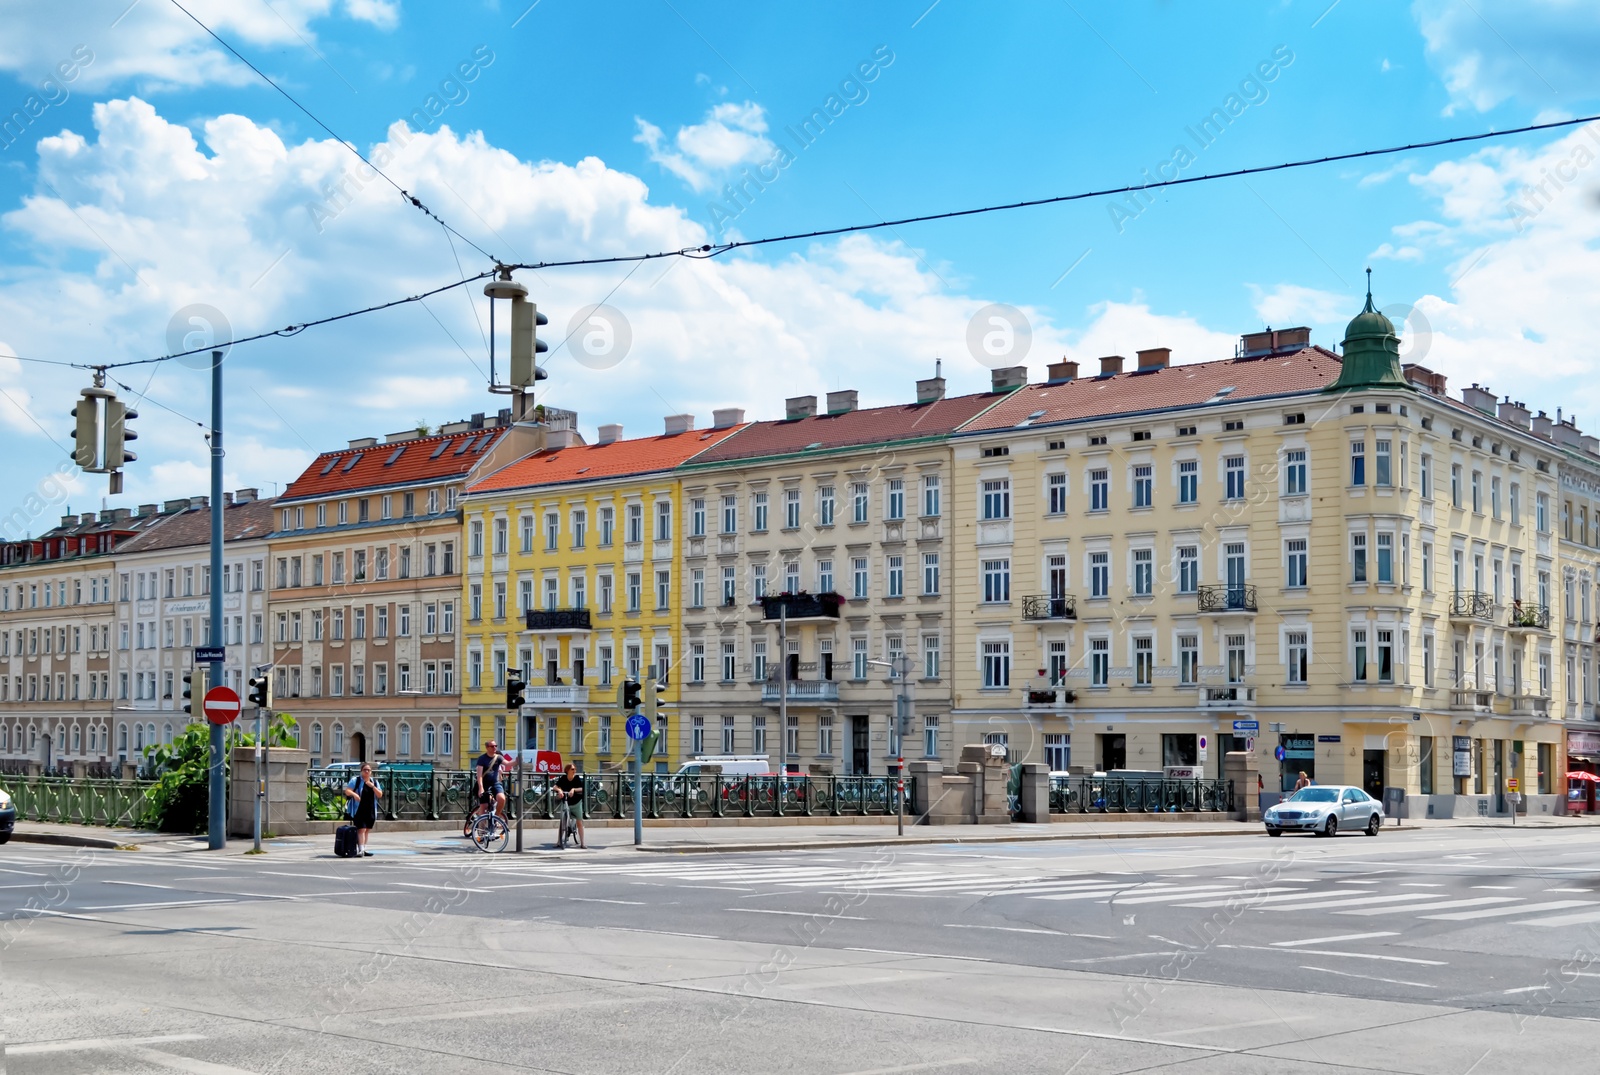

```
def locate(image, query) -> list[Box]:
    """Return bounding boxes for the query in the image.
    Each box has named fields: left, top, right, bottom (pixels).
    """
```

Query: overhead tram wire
left=166, top=0, right=499, bottom=266
left=72, top=108, right=1600, bottom=374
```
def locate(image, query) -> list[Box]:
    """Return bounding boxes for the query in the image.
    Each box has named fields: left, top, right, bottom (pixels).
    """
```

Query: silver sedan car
left=1263, top=785, right=1383, bottom=837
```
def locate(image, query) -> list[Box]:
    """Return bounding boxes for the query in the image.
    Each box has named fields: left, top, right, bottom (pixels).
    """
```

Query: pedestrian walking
left=343, top=763, right=383, bottom=857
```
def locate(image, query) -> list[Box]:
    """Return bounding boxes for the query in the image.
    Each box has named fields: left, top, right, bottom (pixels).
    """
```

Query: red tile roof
left=689, top=392, right=1007, bottom=465
left=280, top=429, right=508, bottom=503
left=117, top=497, right=280, bottom=553
left=467, top=425, right=747, bottom=495
left=961, top=347, right=1344, bottom=432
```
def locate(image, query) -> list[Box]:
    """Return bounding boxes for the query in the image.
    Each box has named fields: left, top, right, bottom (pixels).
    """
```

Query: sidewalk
left=14, top=811, right=1600, bottom=856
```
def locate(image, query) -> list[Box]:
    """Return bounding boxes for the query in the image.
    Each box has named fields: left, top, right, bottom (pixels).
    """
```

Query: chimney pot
left=664, top=414, right=695, bottom=435
left=916, top=377, right=946, bottom=403
left=990, top=366, right=1028, bottom=392
left=825, top=390, right=858, bottom=415
left=139, top=503, right=158, bottom=517
left=1046, top=360, right=1078, bottom=384
left=596, top=423, right=623, bottom=446
left=1098, top=355, right=1125, bottom=377
left=712, top=407, right=745, bottom=429
left=1136, top=347, right=1171, bottom=372
left=234, top=488, right=258, bottom=503
left=785, top=395, right=818, bottom=420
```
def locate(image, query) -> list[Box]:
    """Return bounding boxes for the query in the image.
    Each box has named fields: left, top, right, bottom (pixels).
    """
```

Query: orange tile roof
left=961, top=347, right=1345, bottom=432
left=689, top=391, right=1006, bottom=465
left=467, top=425, right=747, bottom=495
left=280, top=429, right=509, bottom=503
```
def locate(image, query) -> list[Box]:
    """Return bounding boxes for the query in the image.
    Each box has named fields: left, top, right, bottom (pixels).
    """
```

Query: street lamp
left=865, top=655, right=914, bottom=836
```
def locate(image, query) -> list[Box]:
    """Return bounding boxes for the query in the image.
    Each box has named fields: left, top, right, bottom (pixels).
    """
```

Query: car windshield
left=1289, top=788, right=1339, bottom=802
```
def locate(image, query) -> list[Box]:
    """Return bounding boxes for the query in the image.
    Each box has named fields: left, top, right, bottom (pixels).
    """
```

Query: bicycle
left=554, top=795, right=578, bottom=850
left=469, top=804, right=510, bottom=853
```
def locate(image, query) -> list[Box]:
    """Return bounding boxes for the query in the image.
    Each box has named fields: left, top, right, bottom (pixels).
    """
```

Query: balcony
left=1510, top=693, right=1552, bottom=718
left=1197, top=584, right=1257, bottom=614
left=761, top=679, right=840, bottom=705
left=1505, top=603, right=1551, bottom=632
left=523, top=685, right=589, bottom=706
left=760, top=592, right=845, bottom=621
left=1449, top=590, right=1494, bottom=622
left=526, top=608, right=592, bottom=632
left=1198, top=684, right=1257, bottom=707
left=1021, top=594, right=1077, bottom=621
left=1450, top=688, right=1496, bottom=712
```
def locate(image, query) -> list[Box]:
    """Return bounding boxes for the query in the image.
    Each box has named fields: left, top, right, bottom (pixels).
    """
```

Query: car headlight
left=0, top=790, right=10, bottom=809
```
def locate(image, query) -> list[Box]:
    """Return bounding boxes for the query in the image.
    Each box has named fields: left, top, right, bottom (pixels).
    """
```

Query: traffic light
left=247, top=675, right=272, bottom=709
left=620, top=678, right=641, bottom=714
left=182, top=667, right=207, bottom=716
left=103, top=396, right=138, bottom=493
left=506, top=675, right=526, bottom=711
left=509, top=298, right=549, bottom=388
left=70, top=389, right=102, bottom=471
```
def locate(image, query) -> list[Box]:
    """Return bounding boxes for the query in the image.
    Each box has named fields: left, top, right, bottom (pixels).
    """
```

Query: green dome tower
left=1330, top=270, right=1411, bottom=392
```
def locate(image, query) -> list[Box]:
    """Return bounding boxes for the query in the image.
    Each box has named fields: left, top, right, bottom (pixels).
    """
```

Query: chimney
left=712, top=407, right=745, bottom=429
left=104, top=508, right=130, bottom=524
left=1402, top=363, right=1446, bottom=395
left=139, top=504, right=158, bottom=517
left=79, top=512, right=94, bottom=524
left=1136, top=347, right=1171, bottom=372
left=1097, top=355, right=1125, bottom=377
left=786, top=395, right=817, bottom=420
left=470, top=412, right=485, bottom=430
left=1584, top=435, right=1600, bottom=457
left=188, top=496, right=208, bottom=510
left=990, top=366, right=1028, bottom=392
left=59, top=514, right=76, bottom=528
left=222, top=492, right=233, bottom=506
left=1497, top=398, right=1531, bottom=429
left=1555, top=420, right=1584, bottom=448
left=826, top=390, right=858, bottom=415
left=1461, top=383, right=1497, bottom=414
left=347, top=437, right=377, bottom=449
left=162, top=499, right=188, bottom=513
left=234, top=488, right=258, bottom=504
left=1046, top=360, right=1078, bottom=384
left=664, top=414, right=695, bottom=435
left=916, top=377, right=946, bottom=403
left=1532, top=411, right=1554, bottom=439
left=596, top=423, right=623, bottom=446
left=1239, top=326, right=1311, bottom=357
left=384, top=429, right=420, bottom=444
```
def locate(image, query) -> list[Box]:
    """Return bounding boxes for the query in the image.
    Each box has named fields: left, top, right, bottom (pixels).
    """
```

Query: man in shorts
left=554, top=762, right=586, bottom=849
left=475, top=741, right=507, bottom=819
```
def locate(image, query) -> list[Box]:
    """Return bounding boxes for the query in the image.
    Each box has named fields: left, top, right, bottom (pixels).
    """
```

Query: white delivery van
left=673, top=755, right=771, bottom=778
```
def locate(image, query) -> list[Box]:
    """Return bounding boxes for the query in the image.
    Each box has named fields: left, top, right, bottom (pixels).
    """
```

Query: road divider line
left=728, top=908, right=867, bottom=920
left=1223, top=944, right=1445, bottom=965
left=1300, top=965, right=1437, bottom=989
left=1270, top=932, right=1398, bottom=947
left=846, top=946, right=991, bottom=962
left=7, top=1034, right=208, bottom=1056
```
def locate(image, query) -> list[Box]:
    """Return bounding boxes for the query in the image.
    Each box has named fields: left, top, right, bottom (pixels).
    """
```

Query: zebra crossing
left=513, top=858, right=1600, bottom=928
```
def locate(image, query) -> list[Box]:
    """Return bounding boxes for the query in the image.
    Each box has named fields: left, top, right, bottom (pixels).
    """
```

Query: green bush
left=136, top=714, right=298, bottom=833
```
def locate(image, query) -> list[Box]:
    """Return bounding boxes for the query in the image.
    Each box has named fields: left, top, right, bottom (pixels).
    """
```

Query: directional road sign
left=203, top=685, right=242, bottom=726
left=625, top=713, right=651, bottom=742
left=1233, top=720, right=1259, bottom=732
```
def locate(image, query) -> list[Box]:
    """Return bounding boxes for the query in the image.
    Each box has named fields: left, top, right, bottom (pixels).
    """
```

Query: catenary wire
left=166, top=0, right=499, bottom=265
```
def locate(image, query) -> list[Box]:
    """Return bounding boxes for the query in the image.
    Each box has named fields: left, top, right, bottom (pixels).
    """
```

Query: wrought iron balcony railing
left=1021, top=594, right=1077, bottom=621
left=1507, top=603, right=1551, bottom=630
left=526, top=607, right=592, bottom=631
left=1450, top=591, right=1494, bottom=620
left=1197, top=584, right=1257, bottom=613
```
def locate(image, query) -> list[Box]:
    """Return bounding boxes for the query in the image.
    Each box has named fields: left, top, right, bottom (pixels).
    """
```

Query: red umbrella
left=1568, top=771, right=1600, bottom=782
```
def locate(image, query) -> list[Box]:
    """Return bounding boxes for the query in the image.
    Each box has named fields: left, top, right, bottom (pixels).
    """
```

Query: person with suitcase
left=341, top=763, right=383, bottom=857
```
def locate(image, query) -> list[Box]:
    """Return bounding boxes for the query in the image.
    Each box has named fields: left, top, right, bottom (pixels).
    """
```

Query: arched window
left=163, top=723, right=174, bottom=745
left=71, top=725, right=81, bottom=753
left=398, top=723, right=412, bottom=758
left=0, top=725, right=8, bottom=751
left=423, top=723, right=436, bottom=756
left=134, top=724, right=145, bottom=751
left=375, top=722, right=388, bottom=755
left=117, top=723, right=128, bottom=755
left=332, top=722, right=345, bottom=758
left=441, top=722, right=453, bottom=759
left=311, top=722, right=324, bottom=757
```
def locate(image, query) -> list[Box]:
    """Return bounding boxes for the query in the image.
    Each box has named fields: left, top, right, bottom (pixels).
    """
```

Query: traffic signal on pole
left=620, top=678, right=641, bottom=714
left=70, top=389, right=101, bottom=471
left=182, top=667, right=207, bottom=715
left=506, top=676, right=526, bottom=711
left=247, top=675, right=272, bottom=709
left=509, top=298, right=550, bottom=388
left=103, top=396, right=138, bottom=493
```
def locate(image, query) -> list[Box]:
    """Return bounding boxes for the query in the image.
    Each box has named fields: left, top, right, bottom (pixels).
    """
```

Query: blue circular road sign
left=1274, top=745, right=1286, bottom=762
left=626, top=714, right=652, bottom=741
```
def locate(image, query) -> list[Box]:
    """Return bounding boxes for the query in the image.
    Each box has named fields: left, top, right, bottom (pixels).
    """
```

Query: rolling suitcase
left=334, top=824, right=359, bottom=858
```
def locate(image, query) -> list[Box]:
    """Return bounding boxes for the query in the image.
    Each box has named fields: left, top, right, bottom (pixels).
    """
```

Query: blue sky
left=0, top=0, right=1597, bottom=525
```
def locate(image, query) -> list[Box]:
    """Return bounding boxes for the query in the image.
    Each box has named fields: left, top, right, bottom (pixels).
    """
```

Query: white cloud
left=1247, top=284, right=1351, bottom=328
left=1367, top=242, right=1425, bottom=261
left=634, top=100, right=776, bottom=193
left=1055, top=298, right=1238, bottom=370
left=342, top=0, right=400, bottom=29
left=1412, top=0, right=1600, bottom=113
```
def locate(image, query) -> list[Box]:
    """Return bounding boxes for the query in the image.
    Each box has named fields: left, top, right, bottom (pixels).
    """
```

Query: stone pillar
left=1223, top=750, right=1259, bottom=822
left=229, top=747, right=312, bottom=838
left=1016, top=762, right=1051, bottom=823
left=908, top=760, right=942, bottom=819
left=958, top=744, right=1011, bottom=824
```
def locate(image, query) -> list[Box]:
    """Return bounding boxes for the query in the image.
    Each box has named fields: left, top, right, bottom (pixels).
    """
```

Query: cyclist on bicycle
left=474, top=740, right=507, bottom=820
left=554, top=762, right=586, bottom=849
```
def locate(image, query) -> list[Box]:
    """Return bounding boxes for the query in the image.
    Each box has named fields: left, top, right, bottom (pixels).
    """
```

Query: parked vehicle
left=1264, top=785, right=1383, bottom=837
left=0, top=783, right=13, bottom=843
left=673, top=756, right=772, bottom=778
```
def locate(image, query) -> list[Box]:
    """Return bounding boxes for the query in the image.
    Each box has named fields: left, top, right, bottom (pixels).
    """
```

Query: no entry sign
left=203, top=685, right=242, bottom=726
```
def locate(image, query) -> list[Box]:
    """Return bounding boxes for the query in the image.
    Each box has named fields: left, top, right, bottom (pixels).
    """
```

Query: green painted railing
left=7, top=777, right=154, bottom=828
left=1049, top=776, right=1233, bottom=814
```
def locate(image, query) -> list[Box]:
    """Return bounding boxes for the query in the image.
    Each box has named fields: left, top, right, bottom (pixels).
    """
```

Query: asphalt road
left=6, top=826, right=1600, bottom=1073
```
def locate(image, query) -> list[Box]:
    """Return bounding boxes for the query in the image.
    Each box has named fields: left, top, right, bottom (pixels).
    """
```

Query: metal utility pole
left=252, top=702, right=263, bottom=853
left=207, top=350, right=226, bottom=850
left=868, top=654, right=914, bottom=836
left=779, top=603, right=789, bottom=785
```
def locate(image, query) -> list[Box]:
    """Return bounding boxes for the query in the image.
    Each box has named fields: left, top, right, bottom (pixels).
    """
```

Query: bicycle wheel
left=471, top=813, right=509, bottom=853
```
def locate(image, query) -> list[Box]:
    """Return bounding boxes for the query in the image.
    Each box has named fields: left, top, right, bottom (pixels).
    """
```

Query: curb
left=635, top=826, right=1256, bottom=853
left=11, top=830, right=129, bottom=850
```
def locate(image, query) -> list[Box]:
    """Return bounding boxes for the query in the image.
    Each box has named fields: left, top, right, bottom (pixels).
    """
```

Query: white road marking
left=1266, top=893, right=1467, bottom=912
left=941, top=924, right=1065, bottom=936
left=1070, top=951, right=1185, bottom=965
left=8, top=1034, right=207, bottom=1056
left=1502, top=985, right=1549, bottom=995
left=1270, top=931, right=1398, bottom=947
left=1113, top=886, right=1285, bottom=906
left=1178, top=888, right=1347, bottom=909
left=1520, top=908, right=1600, bottom=927
left=847, top=947, right=991, bottom=962
left=833, top=1059, right=980, bottom=1075
left=1471, top=885, right=1516, bottom=890
left=82, top=899, right=237, bottom=911
left=388, top=882, right=496, bottom=894
left=1337, top=897, right=1519, bottom=917
left=1335, top=880, right=1381, bottom=885
left=1301, top=965, right=1438, bottom=989
left=727, top=908, right=867, bottom=920
left=1225, top=944, right=1445, bottom=966
left=1421, top=901, right=1593, bottom=921
left=1400, top=882, right=1444, bottom=887
left=122, top=1045, right=261, bottom=1074
left=564, top=897, right=646, bottom=905
left=1547, top=888, right=1592, bottom=894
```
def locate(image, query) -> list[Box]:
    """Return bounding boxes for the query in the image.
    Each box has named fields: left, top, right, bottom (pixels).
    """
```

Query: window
left=850, top=483, right=868, bottom=524
left=1420, top=453, right=1432, bottom=498
left=1178, top=634, right=1199, bottom=685
left=1376, top=629, right=1395, bottom=683
left=1351, top=533, right=1368, bottom=583
left=1510, top=482, right=1521, bottom=523
left=655, top=570, right=671, bottom=610
left=721, top=642, right=737, bottom=682
left=750, top=493, right=769, bottom=532
left=1090, top=551, right=1110, bottom=599
left=1226, top=634, right=1247, bottom=683
left=655, top=500, right=672, bottom=541
left=1375, top=439, right=1392, bottom=486
left=1353, top=629, right=1368, bottom=682
left=887, top=555, right=904, bottom=598
left=1350, top=439, right=1365, bottom=485
left=1048, top=640, right=1068, bottom=684
left=1286, top=539, right=1308, bottom=588
left=982, top=641, right=1010, bottom=688
left=750, top=564, right=766, bottom=600
left=1471, top=471, right=1483, bottom=513
left=1491, top=476, right=1501, bottom=518
left=721, top=567, right=736, bottom=606
left=1224, top=456, right=1245, bottom=499
left=1177, top=460, right=1198, bottom=504
left=852, top=637, right=869, bottom=680
left=1287, top=632, right=1308, bottom=684
left=1376, top=532, right=1394, bottom=584
left=982, top=479, right=1011, bottom=520
left=627, top=571, right=643, bottom=611
left=1133, top=636, right=1154, bottom=686
left=627, top=502, right=644, bottom=543
left=922, top=475, right=941, bottom=517
left=1537, top=493, right=1549, bottom=532
left=721, top=716, right=736, bottom=755
left=1284, top=449, right=1307, bottom=496
left=1046, top=472, right=1068, bottom=514
left=886, top=479, right=905, bottom=521
left=1089, top=469, right=1108, bottom=511
left=1177, top=546, right=1198, bottom=594
left=1451, top=464, right=1462, bottom=508
left=922, top=553, right=940, bottom=596
left=690, top=498, right=705, bottom=537
left=924, top=716, right=941, bottom=759
left=982, top=559, right=1011, bottom=603
left=852, top=558, right=869, bottom=599
left=600, top=506, right=615, bottom=546
left=923, top=634, right=941, bottom=679
left=721, top=495, right=737, bottom=534
left=1132, top=548, right=1153, bottom=596
left=1090, top=638, right=1110, bottom=687
left=1132, top=465, right=1153, bottom=508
